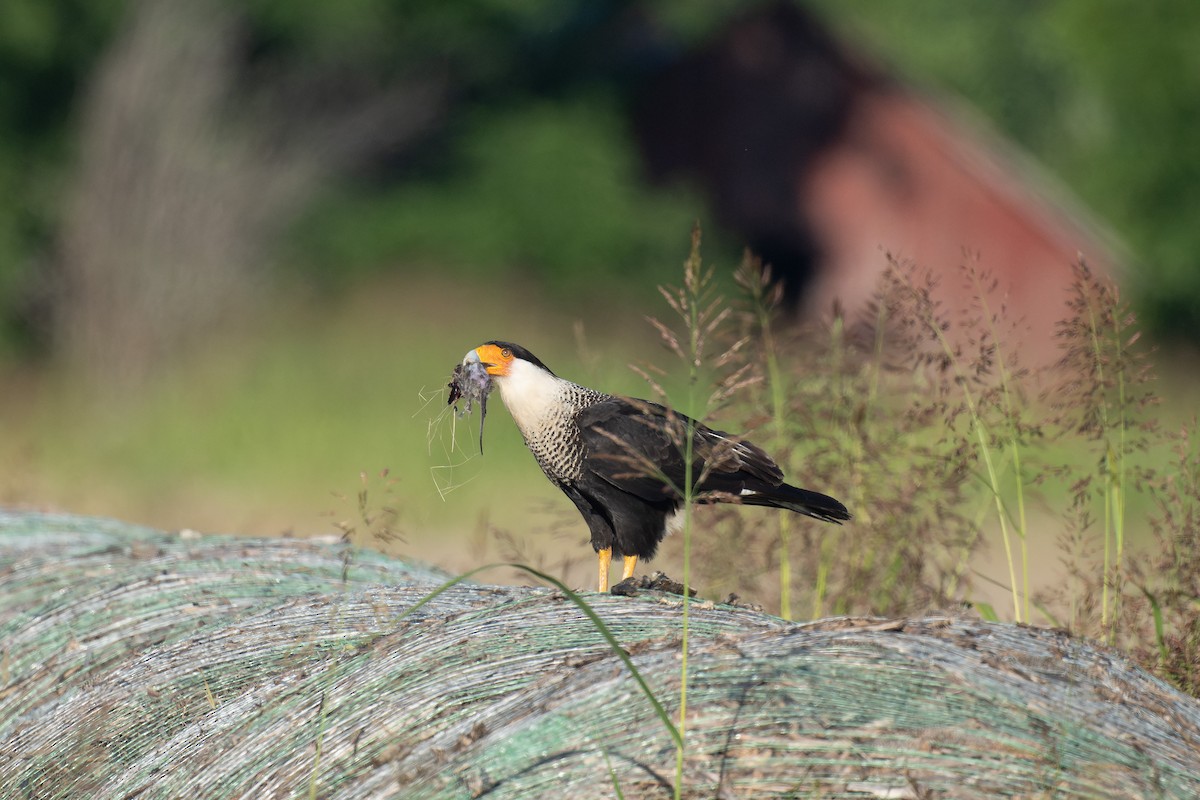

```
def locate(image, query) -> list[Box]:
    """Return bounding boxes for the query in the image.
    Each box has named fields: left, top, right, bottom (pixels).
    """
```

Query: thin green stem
left=602, top=749, right=627, bottom=800
left=972, top=417, right=1022, bottom=622
left=758, top=306, right=793, bottom=620
left=397, top=563, right=684, bottom=750
left=777, top=515, right=793, bottom=620
left=1113, top=327, right=1128, bottom=634
left=812, top=540, right=830, bottom=619
left=1103, top=445, right=1114, bottom=635
left=1010, top=444, right=1030, bottom=621
left=903, top=270, right=1022, bottom=622
left=673, top=227, right=704, bottom=798
left=969, top=267, right=1030, bottom=622
left=1083, top=287, right=1118, bottom=636
left=674, top=369, right=698, bottom=800
left=675, top=421, right=693, bottom=800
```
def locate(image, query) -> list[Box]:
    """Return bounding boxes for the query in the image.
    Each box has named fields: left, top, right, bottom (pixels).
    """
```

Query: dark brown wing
left=575, top=398, right=783, bottom=502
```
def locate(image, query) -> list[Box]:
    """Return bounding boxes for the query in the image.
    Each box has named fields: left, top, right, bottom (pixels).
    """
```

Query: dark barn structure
left=635, top=3, right=1116, bottom=357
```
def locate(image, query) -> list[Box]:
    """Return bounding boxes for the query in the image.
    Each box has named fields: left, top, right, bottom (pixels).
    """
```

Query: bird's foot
left=610, top=571, right=697, bottom=598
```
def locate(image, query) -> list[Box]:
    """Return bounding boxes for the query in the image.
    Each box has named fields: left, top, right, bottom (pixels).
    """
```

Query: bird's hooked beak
left=464, top=343, right=513, bottom=377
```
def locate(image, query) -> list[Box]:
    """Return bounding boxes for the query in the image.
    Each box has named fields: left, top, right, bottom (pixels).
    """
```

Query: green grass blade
left=1139, top=586, right=1170, bottom=665
left=395, top=562, right=684, bottom=749
left=601, top=748, right=628, bottom=799
left=1031, top=598, right=1063, bottom=629
left=972, top=601, right=999, bottom=622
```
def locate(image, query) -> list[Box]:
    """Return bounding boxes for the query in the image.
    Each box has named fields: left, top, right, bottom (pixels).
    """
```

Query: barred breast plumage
left=517, top=382, right=608, bottom=483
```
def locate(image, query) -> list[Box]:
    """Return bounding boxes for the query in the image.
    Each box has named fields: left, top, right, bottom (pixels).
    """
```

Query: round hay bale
left=1, top=511, right=1198, bottom=798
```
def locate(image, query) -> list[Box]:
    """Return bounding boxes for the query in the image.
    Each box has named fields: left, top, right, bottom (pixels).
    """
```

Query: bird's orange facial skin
left=474, top=344, right=514, bottom=377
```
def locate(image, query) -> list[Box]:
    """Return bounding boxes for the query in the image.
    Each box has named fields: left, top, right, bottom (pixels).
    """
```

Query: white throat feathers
left=495, top=357, right=571, bottom=437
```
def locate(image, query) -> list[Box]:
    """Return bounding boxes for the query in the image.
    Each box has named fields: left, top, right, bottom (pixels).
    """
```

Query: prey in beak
left=447, top=348, right=496, bottom=453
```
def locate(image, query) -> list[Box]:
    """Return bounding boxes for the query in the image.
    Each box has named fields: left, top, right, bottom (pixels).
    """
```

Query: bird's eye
left=500, top=348, right=512, bottom=359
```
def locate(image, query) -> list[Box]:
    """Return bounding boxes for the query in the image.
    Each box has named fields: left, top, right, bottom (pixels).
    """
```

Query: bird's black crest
left=484, top=341, right=556, bottom=376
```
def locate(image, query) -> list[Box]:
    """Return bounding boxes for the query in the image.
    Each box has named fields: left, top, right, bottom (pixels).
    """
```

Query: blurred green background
left=1, top=0, right=1198, bottom=578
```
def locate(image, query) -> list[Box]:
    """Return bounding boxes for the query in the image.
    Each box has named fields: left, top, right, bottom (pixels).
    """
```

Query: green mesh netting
left=2, top=511, right=1198, bottom=798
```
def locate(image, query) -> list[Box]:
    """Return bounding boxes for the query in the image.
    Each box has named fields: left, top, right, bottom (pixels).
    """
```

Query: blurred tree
left=1, top=0, right=1198, bottom=381
left=291, top=98, right=701, bottom=292
left=14, top=0, right=711, bottom=385
left=0, top=0, right=125, bottom=354
left=1044, top=2, right=1200, bottom=334
left=56, top=0, right=446, bottom=386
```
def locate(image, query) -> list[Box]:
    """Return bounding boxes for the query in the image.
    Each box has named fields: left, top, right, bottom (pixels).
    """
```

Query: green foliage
left=2, top=0, right=1199, bottom=360
left=0, top=273, right=653, bottom=543
left=291, top=97, right=702, bottom=293
left=651, top=235, right=1200, bottom=697
left=1043, top=3, right=1200, bottom=335
left=0, top=0, right=124, bottom=337
left=880, top=260, right=1038, bottom=623
left=685, top=255, right=983, bottom=619
left=242, top=0, right=569, bottom=81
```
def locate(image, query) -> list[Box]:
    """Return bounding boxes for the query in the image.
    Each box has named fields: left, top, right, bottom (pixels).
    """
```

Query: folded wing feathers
left=579, top=398, right=792, bottom=499
left=696, top=427, right=784, bottom=487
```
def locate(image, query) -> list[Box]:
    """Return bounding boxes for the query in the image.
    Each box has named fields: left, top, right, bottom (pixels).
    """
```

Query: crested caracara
left=463, top=341, right=850, bottom=591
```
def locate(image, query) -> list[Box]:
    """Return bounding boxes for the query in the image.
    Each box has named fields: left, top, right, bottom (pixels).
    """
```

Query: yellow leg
left=622, top=554, right=638, bottom=581
left=598, top=547, right=612, bottom=592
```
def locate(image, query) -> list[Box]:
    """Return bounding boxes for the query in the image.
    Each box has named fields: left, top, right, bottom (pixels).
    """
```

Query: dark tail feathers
left=741, top=483, right=851, bottom=524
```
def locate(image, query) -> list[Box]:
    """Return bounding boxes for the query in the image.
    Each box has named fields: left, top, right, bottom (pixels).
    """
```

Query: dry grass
left=628, top=243, right=1200, bottom=698
left=322, top=236, right=1199, bottom=700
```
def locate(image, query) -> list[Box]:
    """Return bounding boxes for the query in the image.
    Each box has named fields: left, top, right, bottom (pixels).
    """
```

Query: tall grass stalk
left=739, top=256, right=796, bottom=619
left=397, top=562, right=684, bottom=749
left=667, top=225, right=706, bottom=797
left=644, top=225, right=749, bottom=794
left=601, top=749, right=628, bottom=800
left=1047, top=261, right=1156, bottom=645
left=765, top=353, right=794, bottom=620
left=675, top=425, right=693, bottom=798
left=433, top=235, right=1200, bottom=702
left=966, top=264, right=1032, bottom=622
left=672, top=386, right=696, bottom=796
left=1080, top=274, right=1129, bottom=638
left=1139, top=424, right=1200, bottom=696
left=817, top=307, right=847, bottom=619
left=958, top=360, right=1021, bottom=624
left=890, top=263, right=1025, bottom=622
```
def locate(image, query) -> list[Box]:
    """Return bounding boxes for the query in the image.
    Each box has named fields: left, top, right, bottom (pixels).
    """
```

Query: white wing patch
left=701, top=429, right=759, bottom=465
